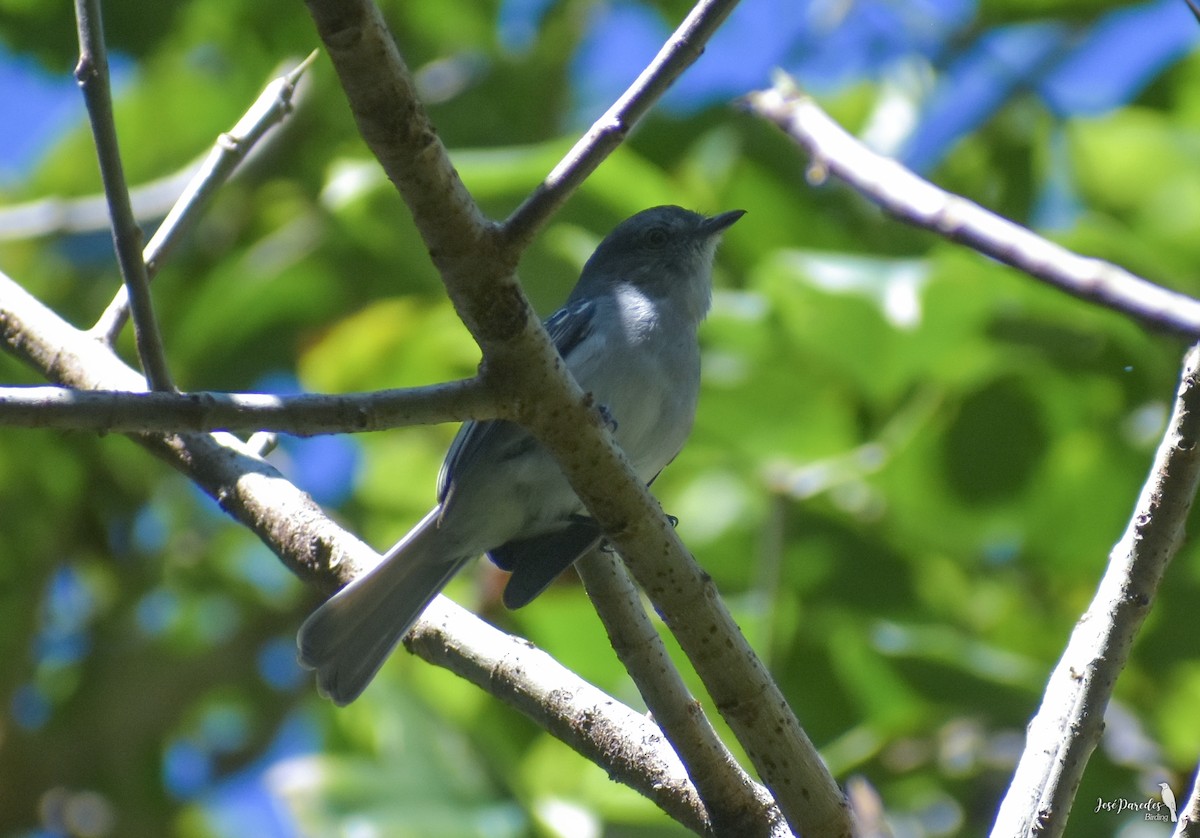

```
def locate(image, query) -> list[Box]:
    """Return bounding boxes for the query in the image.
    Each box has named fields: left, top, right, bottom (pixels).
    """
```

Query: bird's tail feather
left=297, top=508, right=468, bottom=705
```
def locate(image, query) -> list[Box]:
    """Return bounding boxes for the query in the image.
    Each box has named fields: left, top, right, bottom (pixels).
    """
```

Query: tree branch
left=744, top=78, right=1200, bottom=340
left=303, top=1, right=849, bottom=833
left=991, top=343, right=1200, bottom=838
left=0, top=265, right=707, bottom=823
left=405, top=596, right=714, bottom=835
left=73, top=0, right=174, bottom=390
left=91, top=51, right=318, bottom=344
left=0, top=381, right=496, bottom=435
left=0, top=268, right=367, bottom=591
left=1175, top=766, right=1200, bottom=838
left=0, top=58, right=310, bottom=245
left=501, top=0, right=742, bottom=250
left=575, top=548, right=786, bottom=837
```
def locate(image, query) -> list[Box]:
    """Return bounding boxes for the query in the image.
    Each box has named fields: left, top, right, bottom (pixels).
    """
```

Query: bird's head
left=572, top=205, right=744, bottom=322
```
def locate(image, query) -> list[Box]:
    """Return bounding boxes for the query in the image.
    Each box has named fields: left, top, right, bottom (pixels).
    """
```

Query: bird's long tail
left=296, top=508, right=469, bottom=705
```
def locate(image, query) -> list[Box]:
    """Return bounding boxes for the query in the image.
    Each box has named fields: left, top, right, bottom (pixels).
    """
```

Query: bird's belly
left=592, top=343, right=698, bottom=481
left=441, top=329, right=699, bottom=552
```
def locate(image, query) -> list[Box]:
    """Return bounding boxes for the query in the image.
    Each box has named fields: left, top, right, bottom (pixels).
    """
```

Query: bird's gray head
left=571, top=205, right=744, bottom=322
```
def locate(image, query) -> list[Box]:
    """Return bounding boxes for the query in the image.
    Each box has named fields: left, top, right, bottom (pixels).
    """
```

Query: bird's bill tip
left=703, top=209, right=746, bottom=234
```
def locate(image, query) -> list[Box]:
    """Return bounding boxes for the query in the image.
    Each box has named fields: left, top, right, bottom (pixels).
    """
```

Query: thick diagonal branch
left=303, top=1, right=848, bottom=834
left=991, top=344, right=1200, bottom=837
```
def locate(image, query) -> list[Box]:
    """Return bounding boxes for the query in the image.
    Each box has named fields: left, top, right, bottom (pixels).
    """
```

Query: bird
left=1159, top=782, right=1177, bottom=822
left=297, top=205, right=745, bottom=705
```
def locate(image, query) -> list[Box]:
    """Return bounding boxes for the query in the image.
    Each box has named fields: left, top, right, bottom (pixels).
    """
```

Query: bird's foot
left=597, top=403, right=618, bottom=432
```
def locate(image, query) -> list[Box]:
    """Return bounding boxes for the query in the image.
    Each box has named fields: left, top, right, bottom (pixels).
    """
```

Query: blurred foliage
left=1, top=1, right=1199, bottom=837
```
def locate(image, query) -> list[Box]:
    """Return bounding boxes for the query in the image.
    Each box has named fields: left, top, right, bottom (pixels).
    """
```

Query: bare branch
left=0, top=380, right=495, bottom=435
left=73, top=0, right=174, bottom=390
left=0, top=57, right=311, bottom=245
left=1175, top=766, right=1200, bottom=837
left=406, top=596, right=713, bottom=835
left=1185, top=0, right=1200, bottom=26
left=0, top=267, right=364, bottom=589
left=992, top=343, right=1200, bottom=838
left=745, top=80, right=1200, bottom=340
left=0, top=266, right=705, bottom=820
left=91, top=51, right=318, bottom=344
left=301, top=0, right=496, bottom=307
left=538, top=409, right=846, bottom=836
left=247, top=430, right=278, bottom=457
left=502, top=0, right=743, bottom=249
left=303, top=1, right=849, bottom=832
left=575, top=548, right=786, bottom=837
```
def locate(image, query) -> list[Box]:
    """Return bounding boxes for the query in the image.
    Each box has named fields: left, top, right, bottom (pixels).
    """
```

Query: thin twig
left=0, top=265, right=707, bottom=824
left=303, top=1, right=850, bottom=832
left=0, top=380, right=496, bottom=435
left=575, top=548, right=786, bottom=837
left=1185, top=0, right=1200, bottom=26
left=73, top=0, right=174, bottom=390
left=991, top=343, right=1200, bottom=838
left=247, top=431, right=279, bottom=457
left=501, top=0, right=743, bottom=250
left=90, top=51, right=319, bottom=344
left=745, top=79, right=1200, bottom=340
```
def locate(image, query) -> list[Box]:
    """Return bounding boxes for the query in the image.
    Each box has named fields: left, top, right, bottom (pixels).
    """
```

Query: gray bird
left=297, top=205, right=744, bottom=705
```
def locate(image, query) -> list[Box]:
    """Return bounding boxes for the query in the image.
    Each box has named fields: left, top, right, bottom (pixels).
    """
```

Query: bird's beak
left=701, top=209, right=746, bottom=236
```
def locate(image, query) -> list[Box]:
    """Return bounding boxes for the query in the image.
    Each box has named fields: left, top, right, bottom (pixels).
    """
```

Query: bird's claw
left=597, top=403, right=618, bottom=432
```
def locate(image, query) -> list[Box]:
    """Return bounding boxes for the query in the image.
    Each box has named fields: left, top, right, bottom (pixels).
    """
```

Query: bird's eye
left=644, top=227, right=669, bottom=247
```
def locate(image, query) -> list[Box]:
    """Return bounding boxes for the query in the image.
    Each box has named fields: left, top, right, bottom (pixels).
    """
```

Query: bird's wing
left=544, top=297, right=598, bottom=357
left=437, top=298, right=598, bottom=503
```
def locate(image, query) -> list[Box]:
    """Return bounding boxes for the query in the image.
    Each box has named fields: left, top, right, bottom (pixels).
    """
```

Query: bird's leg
left=594, top=513, right=676, bottom=556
